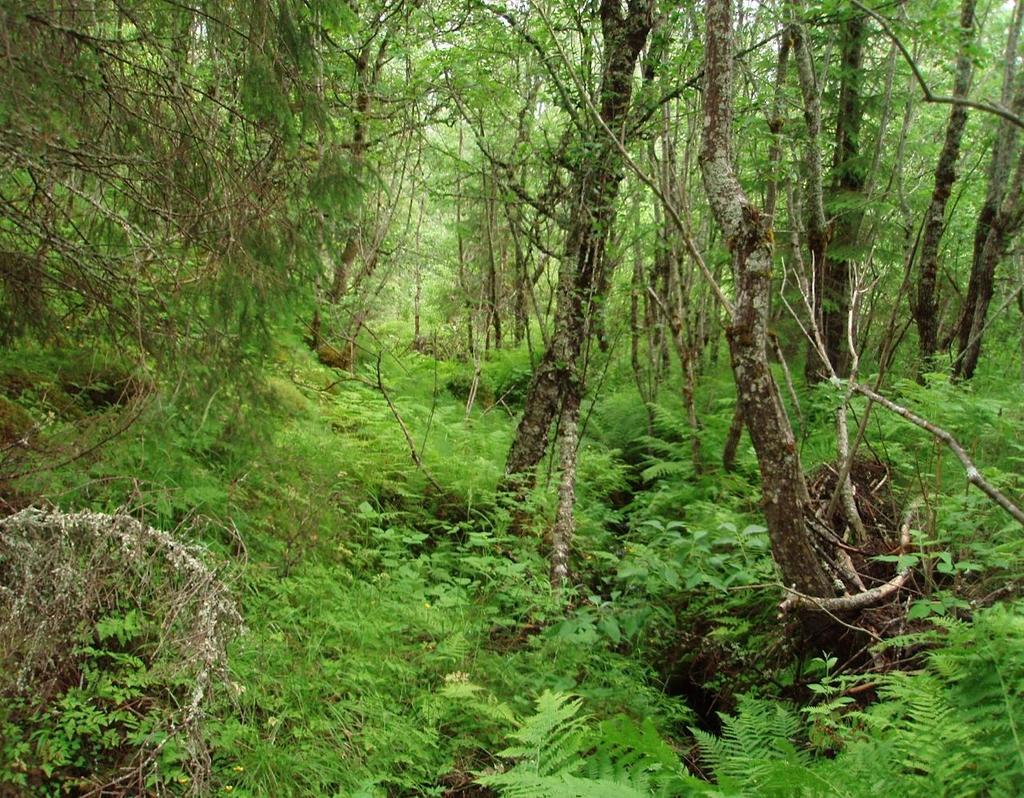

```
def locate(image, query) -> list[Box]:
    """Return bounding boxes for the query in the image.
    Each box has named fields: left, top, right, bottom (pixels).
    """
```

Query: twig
left=373, top=352, right=444, bottom=493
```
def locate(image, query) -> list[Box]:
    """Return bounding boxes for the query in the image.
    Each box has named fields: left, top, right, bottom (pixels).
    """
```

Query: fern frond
left=496, top=691, right=589, bottom=778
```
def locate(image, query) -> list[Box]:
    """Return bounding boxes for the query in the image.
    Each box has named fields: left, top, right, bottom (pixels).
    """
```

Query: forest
left=1, top=0, right=1023, bottom=795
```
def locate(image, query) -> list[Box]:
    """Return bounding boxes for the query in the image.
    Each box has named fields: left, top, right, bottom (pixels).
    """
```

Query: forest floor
left=1, top=334, right=1022, bottom=796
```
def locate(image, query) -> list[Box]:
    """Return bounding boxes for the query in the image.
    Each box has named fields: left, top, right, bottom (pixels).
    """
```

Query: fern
left=699, top=602, right=1024, bottom=798
left=494, top=692, right=589, bottom=779
left=479, top=692, right=706, bottom=798
left=690, top=697, right=835, bottom=796
left=583, top=715, right=698, bottom=796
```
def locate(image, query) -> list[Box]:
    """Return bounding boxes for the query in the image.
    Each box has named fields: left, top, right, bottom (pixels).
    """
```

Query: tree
left=915, top=0, right=978, bottom=369
left=0, top=1, right=333, bottom=371
left=501, top=0, right=656, bottom=495
left=805, top=11, right=867, bottom=383
left=949, top=0, right=1024, bottom=379
left=700, top=0, right=833, bottom=598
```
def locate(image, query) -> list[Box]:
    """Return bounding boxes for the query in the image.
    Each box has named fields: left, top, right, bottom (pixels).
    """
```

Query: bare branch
left=780, top=500, right=918, bottom=613
left=850, top=382, right=1024, bottom=528
left=851, top=0, right=1024, bottom=130
left=373, top=352, right=445, bottom=494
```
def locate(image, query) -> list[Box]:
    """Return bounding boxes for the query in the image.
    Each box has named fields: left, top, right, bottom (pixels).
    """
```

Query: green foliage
left=4, top=0, right=1024, bottom=795
left=690, top=697, right=823, bottom=796
left=828, top=604, right=1024, bottom=797
left=480, top=691, right=703, bottom=798
left=685, top=603, right=1024, bottom=798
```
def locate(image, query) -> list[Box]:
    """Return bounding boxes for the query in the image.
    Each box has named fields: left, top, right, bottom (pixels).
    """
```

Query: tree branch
left=851, top=0, right=1024, bottom=129
left=849, top=382, right=1024, bottom=528
left=780, top=499, right=918, bottom=613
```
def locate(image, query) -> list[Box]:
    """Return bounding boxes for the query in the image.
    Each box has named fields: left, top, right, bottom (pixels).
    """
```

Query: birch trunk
left=701, top=0, right=833, bottom=598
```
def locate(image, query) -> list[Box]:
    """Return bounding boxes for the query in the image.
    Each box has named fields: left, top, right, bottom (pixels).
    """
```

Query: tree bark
left=807, top=14, right=866, bottom=383
left=955, top=145, right=1024, bottom=379
left=330, top=34, right=389, bottom=302
left=789, top=15, right=830, bottom=304
left=501, top=0, right=654, bottom=494
left=952, top=0, right=1024, bottom=379
left=701, top=0, right=833, bottom=597
left=916, top=0, right=977, bottom=368
left=550, top=398, right=580, bottom=590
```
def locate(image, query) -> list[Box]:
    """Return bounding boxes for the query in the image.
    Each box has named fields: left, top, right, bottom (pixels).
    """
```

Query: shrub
left=0, top=509, right=240, bottom=796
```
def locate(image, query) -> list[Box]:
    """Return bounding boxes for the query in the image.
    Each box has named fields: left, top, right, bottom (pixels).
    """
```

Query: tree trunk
left=630, top=234, right=656, bottom=436
left=701, top=0, right=833, bottom=597
left=952, top=0, right=1024, bottom=378
left=501, top=0, right=655, bottom=494
left=916, top=0, right=977, bottom=368
left=413, top=196, right=425, bottom=349
left=955, top=146, right=1024, bottom=379
left=330, top=35, right=389, bottom=302
left=789, top=15, right=830, bottom=308
left=485, top=171, right=503, bottom=351
left=722, top=402, right=744, bottom=473
left=550, top=398, right=580, bottom=590
left=806, top=14, right=866, bottom=383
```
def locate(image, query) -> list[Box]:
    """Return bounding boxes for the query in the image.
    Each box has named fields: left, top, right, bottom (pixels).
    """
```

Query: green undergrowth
left=0, top=339, right=684, bottom=795
left=2, top=336, right=1023, bottom=796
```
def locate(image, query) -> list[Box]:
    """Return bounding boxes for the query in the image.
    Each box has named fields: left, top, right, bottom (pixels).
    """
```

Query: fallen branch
left=850, top=381, right=1024, bottom=528
left=780, top=499, right=918, bottom=614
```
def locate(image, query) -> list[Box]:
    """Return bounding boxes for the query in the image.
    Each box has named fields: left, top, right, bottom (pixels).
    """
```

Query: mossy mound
left=0, top=396, right=33, bottom=445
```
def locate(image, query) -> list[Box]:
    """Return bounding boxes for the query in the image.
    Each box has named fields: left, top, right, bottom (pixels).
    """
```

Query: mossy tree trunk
left=501, top=0, right=655, bottom=494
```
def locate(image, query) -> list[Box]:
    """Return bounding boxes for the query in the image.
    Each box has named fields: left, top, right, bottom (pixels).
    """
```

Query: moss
left=266, top=376, right=310, bottom=415
left=0, top=396, right=33, bottom=444
left=0, top=366, right=84, bottom=421
left=316, top=344, right=350, bottom=371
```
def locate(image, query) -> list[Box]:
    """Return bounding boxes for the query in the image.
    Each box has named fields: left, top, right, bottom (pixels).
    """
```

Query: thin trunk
left=722, top=403, right=744, bottom=473
left=808, top=14, right=866, bottom=382
left=550, top=399, right=580, bottom=590
left=916, top=0, right=977, bottom=368
left=953, top=0, right=1024, bottom=378
left=630, top=235, right=656, bottom=435
left=456, top=125, right=474, bottom=360
left=413, top=195, right=425, bottom=349
left=789, top=14, right=830, bottom=298
left=956, top=146, right=1024, bottom=378
left=765, top=29, right=792, bottom=223
left=330, top=35, right=389, bottom=302
left=666, top=256, right=703, bottom=474
left=484, top=167, right=502, bottom=351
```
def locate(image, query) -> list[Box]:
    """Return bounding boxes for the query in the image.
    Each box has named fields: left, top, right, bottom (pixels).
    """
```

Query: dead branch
left=849, top=381, right=1024, bottom=528
left=780, top=498, right=918, bottom=613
